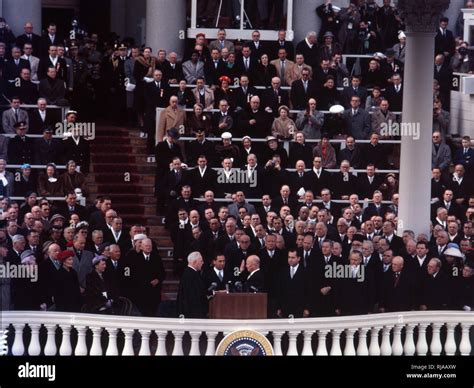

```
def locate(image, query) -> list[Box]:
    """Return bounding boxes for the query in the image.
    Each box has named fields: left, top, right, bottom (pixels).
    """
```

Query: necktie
left=245, top=58, right=249, bottom=70
left=304, top=81, right=308, bottom=93
left=394, top=272, right=400, bottom=287
left=221, top=41, right=225, bottom=49
left=14, top=109, right=19, bottom=122
left=145, top=255, right=149, bottom=261
left=290, top=266, right=295, bottom=279
left=218, top=270, right=223, bottom=281
left=352, top=267, right=358, bottom=278
left=54, top=260, right=60, bottom=267
left=304, top=252, right=308, bottom=267
left=280, top=61, right=286, bottom=84
left=114, top=261, right=118, bottom=268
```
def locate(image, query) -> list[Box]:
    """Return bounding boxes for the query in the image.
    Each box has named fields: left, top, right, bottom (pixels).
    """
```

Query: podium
left=209, top=292, right=268, bottom=319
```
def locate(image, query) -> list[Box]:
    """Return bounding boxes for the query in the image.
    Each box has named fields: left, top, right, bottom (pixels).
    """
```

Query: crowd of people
left=0, top=0, right=473, bottom=318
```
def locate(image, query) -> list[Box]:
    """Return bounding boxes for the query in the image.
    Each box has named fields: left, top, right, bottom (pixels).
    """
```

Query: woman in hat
left=54, top=250, right=82, bottom=312
left=255, top=53, right=277, bottom=87
left=313, top=133, right=337, bottom=168
left=381, top=173, right=399, bottom=200
left=186, top=103, right=212, bottom=136
left=60, top=160, right=87, bottom=196
left=318, top=31, right=342, bottom=61
left=133, top=46, right=157, bottom=129
left=215, top=132, right=241, bottom=163
left=213, top=76, right=235, bottom=110
left=262, top=136, right=289, bottom=169
left=295, top=98, right=325, bottom=140
left=271, top=105, right=297, bottom=140
left=83, top=255, right=125, bottom=314
left=11, top=250, right=41, bottom=311
left=38, top=163, right=65, bottom=197
left=321, top=104, right=349, bottom=139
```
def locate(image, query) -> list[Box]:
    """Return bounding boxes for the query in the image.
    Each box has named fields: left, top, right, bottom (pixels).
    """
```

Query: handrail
left=7, top=196, right=86, bottom=206
left=2, top=134, right=65, bottom=139
left=1, top=310, right=473, bottom=356
left=186, top=166, right=399, bottom=174
left=177, top=135, right=402, bottom=144
left=194, top=197, right=395, bottom=204
left=6, top=164, right=66, bottom=169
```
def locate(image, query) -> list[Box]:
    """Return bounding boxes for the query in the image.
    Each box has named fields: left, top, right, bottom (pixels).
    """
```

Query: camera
left=458, top=47, right=468, bottom=56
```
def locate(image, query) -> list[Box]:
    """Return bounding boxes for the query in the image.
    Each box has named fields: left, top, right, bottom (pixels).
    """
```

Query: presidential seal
left=215, top=330, right=274, bottom=356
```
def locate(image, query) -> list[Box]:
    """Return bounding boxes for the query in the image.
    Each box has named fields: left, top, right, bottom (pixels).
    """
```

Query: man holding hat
left=7, top=121, right=34, bottom=165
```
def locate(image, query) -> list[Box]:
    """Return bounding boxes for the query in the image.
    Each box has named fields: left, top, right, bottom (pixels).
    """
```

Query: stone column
left=1, top=0, right=41, bottom=37
left=110, top=0, right=127, bottom=39
left=397, top=0, right=450, bottom=237
left=146, top=0, right=185, bottom=59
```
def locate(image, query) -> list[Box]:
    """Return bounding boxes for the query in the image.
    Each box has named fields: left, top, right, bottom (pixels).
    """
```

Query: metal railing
left=0, top=104, right=69, bottom=122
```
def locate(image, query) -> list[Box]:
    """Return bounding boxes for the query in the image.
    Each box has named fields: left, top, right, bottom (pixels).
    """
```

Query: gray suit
left=209, top=39, right=235, bottom=53
left=371, top=108, right=397, bottom=134
left=2, top=108, right=29, bottom=134
left=22, top=54, right=40, bottom=82
left=342, top=108, right=372, bottom=140
left=228, top=201, right=257, bottom=218
left=432, top=143, right=451, bottom=172
left=72, top=250, right=94, bottom=289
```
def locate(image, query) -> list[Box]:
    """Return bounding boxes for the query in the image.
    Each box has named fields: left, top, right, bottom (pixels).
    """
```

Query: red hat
left=196, top=32, right=206, bottom=39
left=219, top=75, right=231, bottom=83
left=66, top=241, right=74, bottom=248
left=57, top=250, right=75, bottom=261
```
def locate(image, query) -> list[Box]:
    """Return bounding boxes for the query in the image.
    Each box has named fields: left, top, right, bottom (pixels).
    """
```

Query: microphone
left=250, top=286, right=259, bottom=293
left=208, top=282, right=218, bottom=292
left=234, top=281, right=243, bottom=292
left=225, top=281, right=232, bottom=293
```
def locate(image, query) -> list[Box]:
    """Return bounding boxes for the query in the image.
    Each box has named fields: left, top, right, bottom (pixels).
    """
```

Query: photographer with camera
left=357, top=20, right=381, bottom=55
left=451, top=42, right=474, bottom=74
left=358, top=0, right=379, bottom=28
left=316, top=0, right=342, bottom=44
